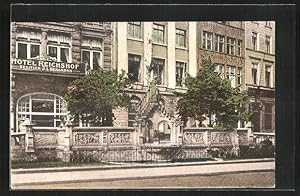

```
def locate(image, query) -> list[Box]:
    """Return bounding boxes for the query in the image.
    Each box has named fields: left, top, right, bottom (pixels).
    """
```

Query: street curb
left=11, top=158, right=275, bottom=174
left=11, top=169, right=275, bottom=188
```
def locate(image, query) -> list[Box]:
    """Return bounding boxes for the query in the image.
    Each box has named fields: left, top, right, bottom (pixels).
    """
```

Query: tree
left=177, top=58, right=250, bottom=130
left=64, top=69, right=132, bottom=126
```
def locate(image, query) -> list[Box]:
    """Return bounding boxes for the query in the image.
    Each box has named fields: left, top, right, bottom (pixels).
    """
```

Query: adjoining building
left=244, top=21, right=275, bottom=133
left=10, top=22, right=113, bottom=133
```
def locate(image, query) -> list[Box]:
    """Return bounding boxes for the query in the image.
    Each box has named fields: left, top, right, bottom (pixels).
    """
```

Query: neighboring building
left=244, top=21, right=275, bottom=132
left=113, top=22, right=198, bottom=144
left=10, top=22, right=113, bottom=132
left=197, top=21, right=245, bottom=89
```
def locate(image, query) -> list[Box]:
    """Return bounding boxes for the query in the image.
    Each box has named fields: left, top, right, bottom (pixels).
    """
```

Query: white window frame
left=81, top=49, right=102, bottom=70
left=252, top=32, right=258, bottom=51
left=265, top=35, right=271, bottom=54
left=237, top=67, right=242, bottom=86
left=214, top=64, right=225, bottom=79
left=227, top=37, right=236, bottom=55
left=151, top=57, right=165, bottom=85
left=176, top=29, right=186, bottom=48
left=202, top=31, right=213, bottom=50
left=176, top=61, right=187, bottom=87
left=127, top=22, right=142, bottom=39
left=252, top=63, right=259, bottom=85
left=215, top=34, right=224, bottom=52
left=226, top=65, right=236, bottom=87
left=265, top=65, right=272, bottom=87
left=152, top=23, right=165, bottom=44
left=16, top=93, right=67, bottom=132
left=47, top=44, right=71, bottom=63
left=237, top=40, right=242, bottom=56
left=16, top=41, right=41, bottom=59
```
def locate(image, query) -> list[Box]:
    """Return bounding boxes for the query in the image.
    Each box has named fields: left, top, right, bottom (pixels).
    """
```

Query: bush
left=70, top=151, right=99, bottom=163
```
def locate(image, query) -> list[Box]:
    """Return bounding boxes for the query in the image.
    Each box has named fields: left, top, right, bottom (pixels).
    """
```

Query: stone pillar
left=144, top=22, right=153, bottom=86
left=63, top=119, right=74, bottom=162
left=167, top=22, right=176, bottom=89
left=231, top=129, right=240, bottom=157
left=25, top=121, right=34, bottom=153
left=139, top=119, right=146, bottom=144
left=188, top=22, right=197, bottom=77
left=117, top=22, right=128, bottom=74
left=40, top=30, right=48, bottom=60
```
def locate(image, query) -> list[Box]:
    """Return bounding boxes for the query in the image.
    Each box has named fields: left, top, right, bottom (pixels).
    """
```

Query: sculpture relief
left=184, top=132, right=204, bottom=144
left=211, top=132, right=231, bottom=144
left=108, top=133, right=132, bottom=145
left=74, top=133, right=101, bottom=145
left=34, top=133, right=57, bottom=146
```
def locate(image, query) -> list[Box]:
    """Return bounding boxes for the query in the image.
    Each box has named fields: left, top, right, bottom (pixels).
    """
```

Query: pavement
left=10, top=158, right=275, bottom=188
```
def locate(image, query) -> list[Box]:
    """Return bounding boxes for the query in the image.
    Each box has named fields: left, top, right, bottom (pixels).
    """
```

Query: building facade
left=10, top=21, right=275, bottom=143
left=244, top=21, right=275, bottom=132
left=10, top=22, right=113, bottom=133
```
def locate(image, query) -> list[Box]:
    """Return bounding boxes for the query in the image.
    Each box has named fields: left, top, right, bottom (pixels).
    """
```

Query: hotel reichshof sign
left=12, top=58, right=85, bottom=74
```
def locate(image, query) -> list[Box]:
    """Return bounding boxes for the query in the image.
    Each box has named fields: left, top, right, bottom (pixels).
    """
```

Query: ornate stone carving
left=108, top=133, right=133, bottom=145
left=238, top=132, right=248, bottom=145
left=211, top=132, right=231, bottom=145
left=34, top=133, right=57, bottom=146
left=184, top=132, right=205, bottom=144
left=74, top=133, right=101, bottom=145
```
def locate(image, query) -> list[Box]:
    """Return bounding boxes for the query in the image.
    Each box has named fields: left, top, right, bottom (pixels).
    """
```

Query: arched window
left=16, top=93, right=67, bottom=131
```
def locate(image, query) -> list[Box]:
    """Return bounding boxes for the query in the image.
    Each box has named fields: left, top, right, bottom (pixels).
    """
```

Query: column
left=167, top=22, right=176, bottom=89
left=143, top=22, right=153, bottom=86
left=117, top=22, right=128, bottom=74
left=40, top=29, right=48, bottom=61
left=188, top=22, right=197, bottom=77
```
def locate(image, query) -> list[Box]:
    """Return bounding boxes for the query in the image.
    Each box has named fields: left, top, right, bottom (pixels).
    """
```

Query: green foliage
left=65, top=69, right=132, bottom=126
left=177, top=58, right=250, bottom=130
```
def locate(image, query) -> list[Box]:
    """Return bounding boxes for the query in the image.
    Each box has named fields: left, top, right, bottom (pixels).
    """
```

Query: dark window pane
left=30, top=44, right=40, bottom=58
left=32, top=100, right=54, bottom=113
left=128, top=54, right=140, bottom=82
left=48, top=46, right=57, bottom=59
left=32, top=115, right=54, bottom=127
left=93, top=52, right=101, bottom=70
left=18, top=43, right=27, bottom=59
left=60, top=48, right=69, bottom=62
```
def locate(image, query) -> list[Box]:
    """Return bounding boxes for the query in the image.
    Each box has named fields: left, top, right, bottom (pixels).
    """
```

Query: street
left=14, top=171, right=275, bottom=189
left=11, top=159, right=275, bottom=189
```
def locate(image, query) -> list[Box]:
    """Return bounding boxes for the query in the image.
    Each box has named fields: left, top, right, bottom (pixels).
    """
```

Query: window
left=237, top=67, right=242, bottom=86
left=265, top=36, right=271, bottom=54
left=17, top=93, right=67, bottom=131
left=265, top=65, right=271, bottom=87
left=252, top=63, right=258, bottom=85
left=152, top=24, right=165, bottom=44
left=237, top=40, right=242, bottom=56
left=214, top=64, right=225, bottom=79
left=128, top=54, right=141, bottom=82
left=128, top=96, right=141, bottom=127
left=152, top=58, right=165, bottom=85
left=252, top=32, right=258, bottom=50
left=176, top=29, right=186, bottom=47
left=128, top=22, right=142, bottom=39
left=264, top=103, right=273, bottom=130
left=226, top=65, right=236, bottom=87
left=176, top=61, right=187, bottom=86
left=48, top=45, right=70, bottom=62
left=17, top=42, right=40, bottom=59
left=215, top=34, right=225, bottom=52
left=202, top=31, right=213, bottom=50
left=227, top=37, right=236, bottom=55
left=81, top=50, right=102, bottom=71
